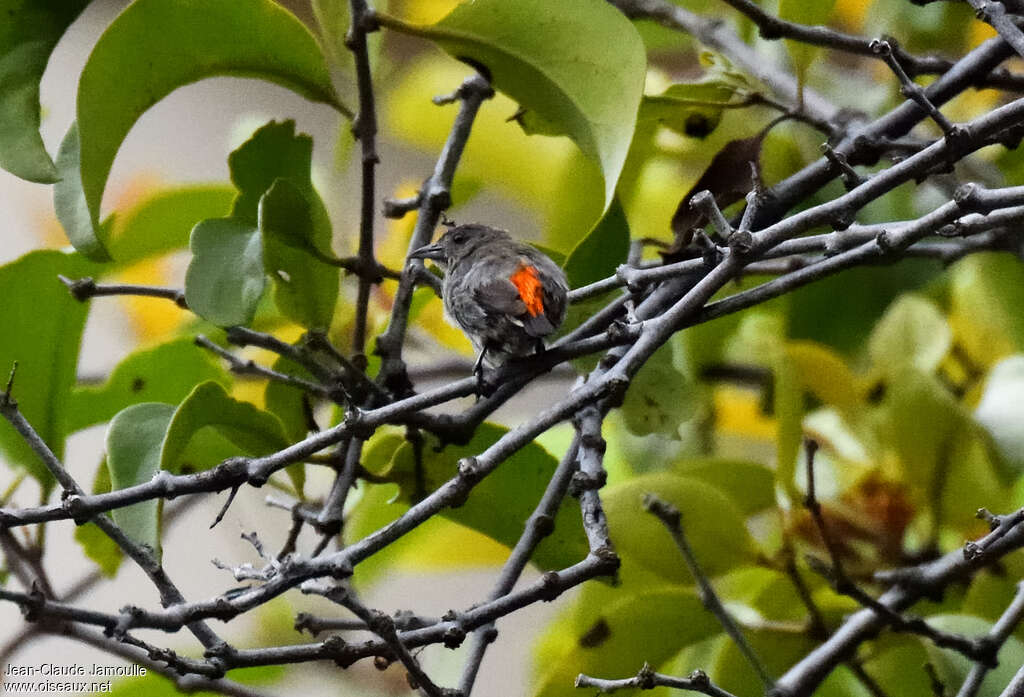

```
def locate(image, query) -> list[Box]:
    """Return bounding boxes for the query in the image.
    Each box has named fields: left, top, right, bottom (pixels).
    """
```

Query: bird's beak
left=408, top=242, right=445, bottom=261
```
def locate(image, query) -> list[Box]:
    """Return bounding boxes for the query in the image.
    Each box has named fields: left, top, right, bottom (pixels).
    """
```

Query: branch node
left=58, top=275, right=96, bottom=302
left=60, top=494, right=88, bottom=525
left=442, top=623, right=467, bottom=649
left=539, top=571, right=562, bottom=601
left=592, top=546, right=621, bottom=576
left=954, top=182, right=989, bottom=213
left=602, top=375, right=631, bottom=408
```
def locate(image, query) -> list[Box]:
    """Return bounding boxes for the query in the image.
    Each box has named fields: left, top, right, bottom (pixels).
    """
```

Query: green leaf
left=638, top=59, right=751, bottom=139
left=54, top=122, right=112, bottom=261
left=381, top=424, right=588, bottom=573
left=258, top=178, right=320, bottom=256
left=108, top=665, right=286, bottom=697
left=950, top=253, right=1024, bottom=367
left=160, top=381, right=289, bottom=474
left=786, top=340, right=859, bottom=413
left=383, top=0, right=646, bottom=209
left=774, top=342, right=804, bottom=504
left=869, top=367, right=1010, bottom=531
left=185, top=218, right=266, bottom=327
left=230, top=121, right=339, bottom=329
left=264, top=355, right=315, bottom=445
left=105, top=403, right=176, bottom=557
left=563, top=198, right=630, bottom=290
left=868, top=295, right=951, bottom=376
left=312, top=0, right=352, bottom=70
left=74, top=460, right=123, bottom=577
left=107, top=184, right=235, bottom=266
left=258, top=179, right=339, bottom=329
left=533, top=586, right=719, bottom=697
left=75, top=0, right=343, bottom=241
left=925, top=615, right=1024, bottom=697
left=672, top=458, right=776, bottom=515
left=778, top=0, right=836, bottom=88
left=659, top=627, right=813, bottom=697
left=602, top=472, right=756, bottom=583
left=621, top=342, right=696, bottom=439
left=229, top=121, right=316, bottom=224
left=263, top=355, right=315, bottom=495
left=67, top=338, right=230, bottom=433
left=0, top=251, right=89, bottom=493
left=0, top=0, right=89, bottom=182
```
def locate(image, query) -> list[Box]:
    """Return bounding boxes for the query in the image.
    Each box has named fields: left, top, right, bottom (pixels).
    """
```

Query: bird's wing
left=473, top=267, right=559, bottom=338
left=473, top=277, right=528, bottom=316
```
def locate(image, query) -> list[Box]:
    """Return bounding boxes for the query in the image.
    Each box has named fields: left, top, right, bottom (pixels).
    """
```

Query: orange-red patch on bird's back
left=509, top=264, right=544, bottom=317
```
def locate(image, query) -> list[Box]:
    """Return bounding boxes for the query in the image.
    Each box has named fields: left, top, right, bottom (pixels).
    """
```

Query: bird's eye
left=451, top=233, right=467, bottom=245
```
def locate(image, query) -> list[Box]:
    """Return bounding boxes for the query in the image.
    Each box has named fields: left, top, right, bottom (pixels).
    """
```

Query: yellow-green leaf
left=381, top=0, right=646, bottom=210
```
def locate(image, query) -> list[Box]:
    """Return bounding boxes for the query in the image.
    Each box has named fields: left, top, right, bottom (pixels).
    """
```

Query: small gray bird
left=409, top=224, right=569, bottom=379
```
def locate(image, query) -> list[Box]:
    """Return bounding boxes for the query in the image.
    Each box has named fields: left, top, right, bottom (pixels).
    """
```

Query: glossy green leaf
left=74, top=0, right=342, bottom=244
left=185, top=218, right=266, bottom=327
left=379, top=424, right=588, bottom=573
left=230, top=121, right=315, bottom=224
left=258, top=180, right=339, bottom=329
left=74, top=460, right=123, bottom=577
left=68, top=338, right=229, bottom=432
left=533, top=586, right=719, bottom=697
left=54, top=122, right=111, bottom=261
left=385, top=55, right=602, bottom=251
left=602, top=472, right=756, bottom=583
left=563, top=198, right=630, bottom=290
left=160, top=381, right=289, bottom=474
left=258, top=178, right=319, bottom=256
left=107, top=185, right=235, bottom=265
left=230, top=121, right=338, bottom=329
left=384, top=0, right=646, bottom=209
left=0, top=0, right=89, bottom=182
left=925, top=615, right=1024, bottom=697
left=105, top=403, right=176, bottom=557
left=0, top=251, right=90, bottom=492
left=868, top=295, right=951, bottom=376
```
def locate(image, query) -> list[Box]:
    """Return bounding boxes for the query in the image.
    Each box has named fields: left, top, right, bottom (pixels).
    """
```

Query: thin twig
left=337, top=588, right=457, bottom=697
left=58, top=276, right=187, bottom=308
left=373, top=71, right=493, bottom=396
left=195, top=335, right=331, bottom=397
left=966, top=0, right=1024, bottom=61
left=576, top=663, right=740, bottom=697
left=955, top=582, right=1024, bottom=697
left=643, top=493, right=775, bottom=689
left=348, top=0, right=381, bottom=360
left=458, top=437, right=582, bottom=695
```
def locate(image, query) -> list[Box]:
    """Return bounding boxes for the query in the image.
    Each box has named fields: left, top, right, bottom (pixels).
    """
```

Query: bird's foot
left=473, top=367, right=496, bottom=400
